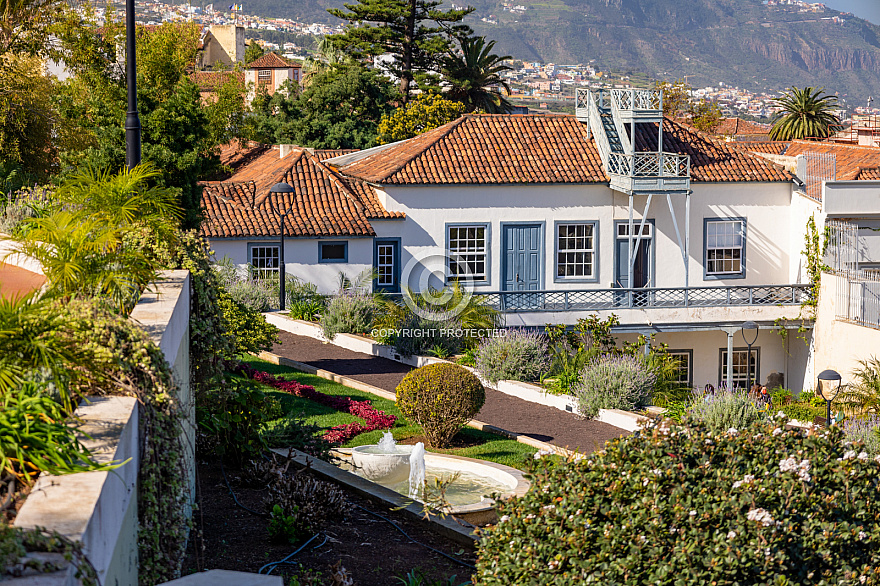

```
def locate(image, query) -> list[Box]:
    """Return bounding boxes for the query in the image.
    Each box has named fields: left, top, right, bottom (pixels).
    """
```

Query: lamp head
left=265, top=182, right=296, bottom=216
left=742, top=321, right=758, bottom=331
left=269, top=182, right=295, bottom=194
left=817, top=369, right=842, bottom=400
left=740, top=320, right=759, bottom=345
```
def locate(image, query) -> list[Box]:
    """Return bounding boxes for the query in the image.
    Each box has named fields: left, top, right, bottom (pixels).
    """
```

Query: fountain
left=408, top=442, right=426, bottom=499
left=347, top=433, right=530, bottom=525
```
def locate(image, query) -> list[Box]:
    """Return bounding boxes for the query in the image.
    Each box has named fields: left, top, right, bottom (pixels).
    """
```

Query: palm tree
left=442, top=36, right=513, bottom=114
left=770, top=86, right=841, bottom=140
left=836, top=357, right=880, bottom=416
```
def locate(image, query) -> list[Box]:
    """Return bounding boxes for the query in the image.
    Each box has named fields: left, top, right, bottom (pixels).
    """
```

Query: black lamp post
left=741, top=320, right=759, bottom=389
left=817, top=369, right=842, bottom=426
left=266, top=182, right=296, bottom=311
left=125, top=0, right=141, bottom=169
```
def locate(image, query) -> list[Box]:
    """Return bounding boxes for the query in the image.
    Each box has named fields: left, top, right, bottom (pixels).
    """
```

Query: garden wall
left=814, top=271, right=880, bottom=386
left=12, top=271, right=192, bottom=586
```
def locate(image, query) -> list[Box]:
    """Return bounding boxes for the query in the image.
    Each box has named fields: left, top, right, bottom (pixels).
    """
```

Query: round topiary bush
left=396, top=363, right=485, bottom=448
left=476, top=415, right=880, bottom=585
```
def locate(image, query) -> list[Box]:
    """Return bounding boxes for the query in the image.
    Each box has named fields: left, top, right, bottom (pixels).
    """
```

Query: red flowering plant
left=235, top=364, right=396, bottom=445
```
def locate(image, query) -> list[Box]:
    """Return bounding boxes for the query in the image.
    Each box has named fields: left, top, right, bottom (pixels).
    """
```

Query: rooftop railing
left=610, top=88, right=663, bottom=112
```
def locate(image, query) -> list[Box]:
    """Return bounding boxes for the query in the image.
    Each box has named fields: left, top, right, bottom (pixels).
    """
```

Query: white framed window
left=447, top=224, right=487, bottom=282
left=377, top=243, right=395, bottom=287
left=668, top=350, right=693, bottom=387
left=706, top=219, right=745, bottom=277
left=617, top=223, right=652, bottom=238
left=556, top=222, right=596, bottom=279
left=250, top=244, right=279, bottom=278
left=719, top=348, right=760, bottom=390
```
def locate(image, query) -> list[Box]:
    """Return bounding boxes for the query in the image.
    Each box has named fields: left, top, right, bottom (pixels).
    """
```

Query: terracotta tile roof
left=633, top=120, right=791, bottom=183
left=855, top=167, right=880, bottom=180
left=200, top=148, right=403, bottom=239
left=337, top=114, right=790, bottom=185
left=218, top=141, right=270, bottom=170
left=337, top=114, right=607, bottom=184
left=190, top=70, right=244, bottom=91
left=247, top=53, right=300, bottom=69
left=312, top=149, right=358, bottom=161
left=784, top=140, right=880, bottom=180
left=714, top=118, right=771, bottom=137
left=733, top=141, right=791, bottom=155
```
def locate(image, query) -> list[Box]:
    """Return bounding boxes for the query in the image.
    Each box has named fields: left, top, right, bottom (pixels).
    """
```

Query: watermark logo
left=400, top=250, right=475, bottom=321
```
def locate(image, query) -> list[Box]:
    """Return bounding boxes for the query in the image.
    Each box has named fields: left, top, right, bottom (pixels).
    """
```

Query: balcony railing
left=610, top=88, right=662, bottom=112
left=466, top=284, right=813, bottom=313
left=608, top=152, right=690, bottom=178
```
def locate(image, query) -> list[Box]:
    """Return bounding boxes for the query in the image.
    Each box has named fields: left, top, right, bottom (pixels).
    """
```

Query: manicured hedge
left=476, top=415, right=880, bottom=585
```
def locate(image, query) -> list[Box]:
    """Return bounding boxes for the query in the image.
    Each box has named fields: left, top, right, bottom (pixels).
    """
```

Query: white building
left=203, top=90, right=825, bottom=391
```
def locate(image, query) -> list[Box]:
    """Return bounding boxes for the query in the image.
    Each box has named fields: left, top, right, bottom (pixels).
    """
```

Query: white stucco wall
left=210, top=237, right=373, bottom=294
left=373, top=181, right=800, bottom=292
left=813, top=271, right=880, bottom=386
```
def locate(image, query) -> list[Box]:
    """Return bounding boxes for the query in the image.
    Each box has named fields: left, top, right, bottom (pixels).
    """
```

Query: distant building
left=199, top=25, right=245, bottom=68
left=244, top=53, right=302, bottom=101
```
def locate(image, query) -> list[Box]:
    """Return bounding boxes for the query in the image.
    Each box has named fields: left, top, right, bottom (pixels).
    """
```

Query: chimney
left=279, top=144, right=297, bottom=158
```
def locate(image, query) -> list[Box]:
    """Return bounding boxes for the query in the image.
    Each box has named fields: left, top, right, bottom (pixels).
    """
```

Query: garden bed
left=183, top=457, right=476, bottom=585
left=239, top=356, right=538, bottom=470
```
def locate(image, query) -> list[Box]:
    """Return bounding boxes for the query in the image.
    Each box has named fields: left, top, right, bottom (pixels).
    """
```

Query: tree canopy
left=52, top=21, right=248, bottom=228
left=327, top=0, right=473, bottom=100
left=377, top=92, right=465, bottom=144
left=770, top=86, right=841, bottom=141
left=442, top=36, right=512, bottom=114
left=248, top=63, right=398, bottom=149
left=655, top=79, right=723, bottom=133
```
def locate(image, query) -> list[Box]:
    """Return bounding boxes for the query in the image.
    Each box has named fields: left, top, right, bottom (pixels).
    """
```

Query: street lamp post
left=266, top=182, right=296, bottom=311
left=125, top=0, right=141, bottom=169
left=741, top=321, right=759, bottom=389
left=817, top=369, right=842, bottom=426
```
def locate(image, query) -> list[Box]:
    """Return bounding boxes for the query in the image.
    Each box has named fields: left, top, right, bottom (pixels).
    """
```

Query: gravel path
left=272, top=331, right=628, bottom=452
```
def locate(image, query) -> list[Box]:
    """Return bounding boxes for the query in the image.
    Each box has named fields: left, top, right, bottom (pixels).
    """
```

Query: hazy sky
left=821, top=0, right=880, bottom=25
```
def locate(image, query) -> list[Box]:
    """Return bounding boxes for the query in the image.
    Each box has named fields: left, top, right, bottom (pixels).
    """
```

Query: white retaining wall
left=13, top=271, right=192, bottom=586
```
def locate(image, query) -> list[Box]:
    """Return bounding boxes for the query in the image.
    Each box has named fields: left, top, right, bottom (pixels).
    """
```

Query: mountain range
left=245, top=0, right=880, bottom=103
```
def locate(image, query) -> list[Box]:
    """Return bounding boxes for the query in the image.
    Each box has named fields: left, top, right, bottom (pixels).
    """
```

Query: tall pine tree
left=327, top=0, right=473, bottom=100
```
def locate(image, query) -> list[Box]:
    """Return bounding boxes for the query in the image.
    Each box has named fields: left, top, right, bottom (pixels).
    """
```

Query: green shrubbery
left=320, top=291, right=377, bottom=340
left=572, top=353, right=657, bottom=417
left=477, top=416, right=880, bottom=585
left=396, top=363, right=485, bottom=447
left=475, top=329, right=549, bottom=385
left=687, top=387, right=764, bottom=432
left=216, top=291, right=279, bottom=357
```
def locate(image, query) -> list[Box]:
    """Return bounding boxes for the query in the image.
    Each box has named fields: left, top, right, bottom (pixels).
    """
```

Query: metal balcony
left=470, top=284, right=813, bottom=313
left=608, top=152, right=691, bottom=194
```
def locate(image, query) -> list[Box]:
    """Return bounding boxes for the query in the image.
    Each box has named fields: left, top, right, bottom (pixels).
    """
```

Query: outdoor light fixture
left=266, top=182, right=297, bottom=311
left=817, top=369, right=843, bottom=426
left=741, top=321, right=759, bottom=389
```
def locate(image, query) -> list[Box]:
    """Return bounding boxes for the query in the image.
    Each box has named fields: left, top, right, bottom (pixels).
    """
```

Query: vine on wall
left=65, top=301, right=190, bottom=585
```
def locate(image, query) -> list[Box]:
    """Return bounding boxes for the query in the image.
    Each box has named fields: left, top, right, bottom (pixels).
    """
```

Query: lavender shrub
left=687, top=386, right=763, bottom=433
left=843, top=415, right=880, bottom=455
left=474, top=329, right=550, bottom=385
left=573, top=354, right=657, bottom=418
left=319, top=290, right=376, bottom=340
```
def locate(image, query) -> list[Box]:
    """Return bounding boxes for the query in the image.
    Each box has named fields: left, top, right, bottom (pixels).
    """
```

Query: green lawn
left=241, top=355, right=537, bottom=470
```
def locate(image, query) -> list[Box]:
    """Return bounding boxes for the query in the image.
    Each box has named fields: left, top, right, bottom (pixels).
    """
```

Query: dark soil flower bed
left=184, top=457, right=476, bottom=585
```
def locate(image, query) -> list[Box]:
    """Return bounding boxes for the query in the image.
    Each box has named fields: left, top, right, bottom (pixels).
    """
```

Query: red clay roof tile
left=337, top=114, right=790, bottom=185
